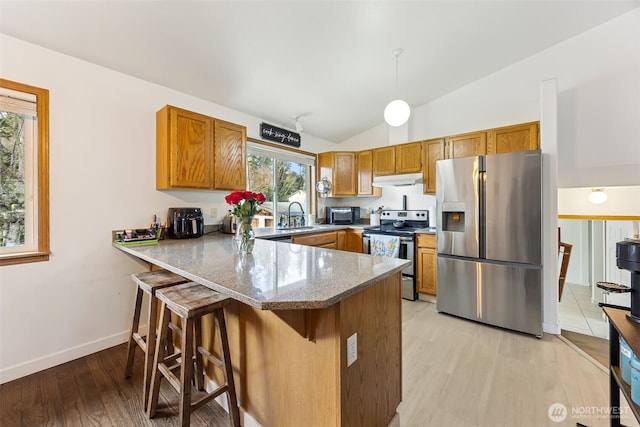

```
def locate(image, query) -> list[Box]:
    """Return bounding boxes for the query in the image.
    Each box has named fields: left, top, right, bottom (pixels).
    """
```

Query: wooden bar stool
left=124, top=269, right=189, bottom=411
left=148, top=282, right=241, bottom=427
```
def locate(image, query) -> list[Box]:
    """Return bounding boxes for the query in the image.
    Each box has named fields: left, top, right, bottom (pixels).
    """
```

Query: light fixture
left=588, top=188, right=607, bottom=204
left=384, top=48, right=411, bottom=127
left=294, top=116, right=303, bottom=133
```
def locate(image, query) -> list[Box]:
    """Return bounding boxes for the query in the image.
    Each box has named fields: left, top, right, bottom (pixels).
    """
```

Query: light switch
left=347, top=333, right=357, bottom=367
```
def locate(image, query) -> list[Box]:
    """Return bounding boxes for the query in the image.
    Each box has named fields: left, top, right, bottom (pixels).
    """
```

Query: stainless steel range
left=363, top=210, right=430, bottom=301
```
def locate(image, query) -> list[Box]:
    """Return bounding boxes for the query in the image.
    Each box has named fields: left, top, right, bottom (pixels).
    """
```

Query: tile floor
left=559, top=282, right=609, bottom=339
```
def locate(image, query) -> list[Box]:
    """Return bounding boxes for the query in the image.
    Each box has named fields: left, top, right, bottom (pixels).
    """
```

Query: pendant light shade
left=384, top=99, right=411, bottom=127
left=384, top=48, right=411, bottom=127
left=588, top=188, right=607, bottom=204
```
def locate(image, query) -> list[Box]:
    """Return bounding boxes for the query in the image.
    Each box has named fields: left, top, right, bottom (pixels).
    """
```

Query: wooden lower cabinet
left=292, top=229, right=363, bottom=252
left=416, top=234, right=437, bottom=295
left=293, top=231, right=341, bottom=249
left=217, top=273, right=402, bottom=426
left=345, top=229, right=363, bottom=253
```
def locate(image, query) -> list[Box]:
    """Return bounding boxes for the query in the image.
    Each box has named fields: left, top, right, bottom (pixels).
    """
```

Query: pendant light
left=384, top=48, right=411, bottom=127
left=588, top=188, right=607, bottom=204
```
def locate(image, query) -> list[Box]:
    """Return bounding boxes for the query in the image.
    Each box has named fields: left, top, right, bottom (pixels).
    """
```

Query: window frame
left=246, top=138, right=317, bottom=226
left=0, top=79, right=50, bottom=266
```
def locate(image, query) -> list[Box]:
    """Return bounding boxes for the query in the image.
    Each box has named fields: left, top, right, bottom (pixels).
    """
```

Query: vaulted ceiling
left=1, top=1, right=638, bottom=142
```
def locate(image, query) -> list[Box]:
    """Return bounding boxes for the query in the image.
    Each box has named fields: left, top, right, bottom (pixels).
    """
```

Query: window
left=0, top=79, right=49, bottom=266
left=246, top=141, right=315, bottom=228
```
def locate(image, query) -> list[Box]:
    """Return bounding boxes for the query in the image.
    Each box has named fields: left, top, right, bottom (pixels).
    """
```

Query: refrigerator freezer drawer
left=436, top=256, right=542, bottom=336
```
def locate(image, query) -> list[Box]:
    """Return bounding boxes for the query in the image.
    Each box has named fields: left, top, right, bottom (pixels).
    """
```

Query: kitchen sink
left=279, top=226, right=315, bottom=232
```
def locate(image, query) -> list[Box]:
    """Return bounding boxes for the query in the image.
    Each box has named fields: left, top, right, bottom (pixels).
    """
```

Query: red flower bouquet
left=225, top=191, right=265, bottom=254
left=225, top=191, right=266, bottom=218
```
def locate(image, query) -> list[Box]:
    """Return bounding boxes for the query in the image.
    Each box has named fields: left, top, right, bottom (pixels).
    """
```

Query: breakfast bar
left=114, top=234, right=408, bottom=426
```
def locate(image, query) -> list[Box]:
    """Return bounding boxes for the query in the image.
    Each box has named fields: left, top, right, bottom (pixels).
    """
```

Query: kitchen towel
left=370, top=235, right=400, bottom=258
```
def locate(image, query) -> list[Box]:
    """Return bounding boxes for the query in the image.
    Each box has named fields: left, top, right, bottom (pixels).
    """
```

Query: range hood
left=372, top=173, right=423, bottom=187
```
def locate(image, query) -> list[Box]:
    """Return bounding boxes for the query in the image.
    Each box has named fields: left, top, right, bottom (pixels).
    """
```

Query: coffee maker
left=617, top=239, right=640, bottom=322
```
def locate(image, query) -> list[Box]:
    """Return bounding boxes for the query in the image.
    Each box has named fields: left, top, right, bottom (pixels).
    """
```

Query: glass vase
left=234, top=216, right=255, bottom=254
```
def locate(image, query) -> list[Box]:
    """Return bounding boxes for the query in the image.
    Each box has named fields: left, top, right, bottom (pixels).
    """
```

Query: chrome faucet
left=287, top=202, right=305, bottom=228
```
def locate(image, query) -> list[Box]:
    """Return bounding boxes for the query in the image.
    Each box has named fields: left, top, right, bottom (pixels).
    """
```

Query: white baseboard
left=205, top=376, right=262, bottom=427
left=0, top=328, right=134, bottom=384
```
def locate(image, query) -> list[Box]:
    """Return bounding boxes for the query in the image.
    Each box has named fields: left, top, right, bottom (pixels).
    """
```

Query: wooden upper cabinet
left=422, top=138, right=445, bottom=194
left=447, top=131, right=487, bottom=159
left=156, top=105, right=246, bottom=191
left=356, top=150, right=381, bottom=196
left=372, top=146, right=396, bottom=175
left=373, top=143, right=422, bottom=175
left=157, top=105, right=213, bottom=189
left=395, top=142, right=422, bottom=173
left=213, top=119, right=246, bottom=190
left=486, top=121, right=539, bottom=154
left=318, top=151, right=356, bottom=197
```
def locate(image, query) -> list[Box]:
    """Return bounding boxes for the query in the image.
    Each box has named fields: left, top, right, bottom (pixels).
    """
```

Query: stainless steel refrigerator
left=436, top=150, right=543, bottom=336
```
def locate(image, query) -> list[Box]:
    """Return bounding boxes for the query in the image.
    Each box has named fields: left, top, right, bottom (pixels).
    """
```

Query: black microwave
left=326, top=206, right=360, bottom=225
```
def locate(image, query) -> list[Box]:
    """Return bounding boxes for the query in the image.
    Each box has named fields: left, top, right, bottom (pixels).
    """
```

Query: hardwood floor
left=0, top=342, right=231, bottom=426
left=561, top=329, right=609, bottom=368
left=1, top=300, right=638, bottom=427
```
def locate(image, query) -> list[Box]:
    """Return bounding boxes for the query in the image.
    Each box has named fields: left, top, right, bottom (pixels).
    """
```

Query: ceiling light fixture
left=588, top=188, right=607, bottom=204
left=384, top=48, right=411, bottom=127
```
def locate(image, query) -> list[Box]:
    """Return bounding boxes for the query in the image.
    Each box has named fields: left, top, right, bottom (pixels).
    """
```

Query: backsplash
left=318, top=185, right=437, bottom=227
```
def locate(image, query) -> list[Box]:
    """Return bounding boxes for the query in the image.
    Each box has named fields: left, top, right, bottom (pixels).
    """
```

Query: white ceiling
left=1, top=1, right=639, bottom=142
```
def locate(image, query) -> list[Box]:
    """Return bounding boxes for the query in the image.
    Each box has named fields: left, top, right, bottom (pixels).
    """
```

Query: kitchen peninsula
left=113, top=234, right=408, bottom=427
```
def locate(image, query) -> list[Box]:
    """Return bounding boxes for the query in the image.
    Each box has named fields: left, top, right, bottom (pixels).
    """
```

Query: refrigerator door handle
left=479, top=170, right=486, bottom=259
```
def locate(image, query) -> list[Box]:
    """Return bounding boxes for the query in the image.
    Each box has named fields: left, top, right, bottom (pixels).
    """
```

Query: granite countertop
left=414, top=227, right=437, bottom=234
left=253, top=223, right=375, bottom=239
left=113, top=233, right=408, bottom=310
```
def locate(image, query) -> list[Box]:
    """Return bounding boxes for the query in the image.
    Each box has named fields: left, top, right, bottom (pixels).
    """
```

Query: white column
left=540, top=78, right=560, bottom=335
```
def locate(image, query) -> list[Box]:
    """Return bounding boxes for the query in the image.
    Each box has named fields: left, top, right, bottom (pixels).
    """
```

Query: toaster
left=167, top=207, right=204, bottom=239
left=222, top=215, right=236, bottom=234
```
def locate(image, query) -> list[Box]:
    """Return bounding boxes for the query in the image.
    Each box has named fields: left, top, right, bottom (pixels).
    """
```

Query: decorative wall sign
left=260, top=122, right=301, bottom=147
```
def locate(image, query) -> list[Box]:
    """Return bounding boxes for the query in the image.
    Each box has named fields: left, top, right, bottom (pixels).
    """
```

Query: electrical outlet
left=347, top=333, right=357, bottom=367
left=210, top=208, right=217, bottom=218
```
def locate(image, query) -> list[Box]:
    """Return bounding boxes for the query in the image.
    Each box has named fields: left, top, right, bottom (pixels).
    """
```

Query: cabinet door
left=395, top=142, right=422, bottom=173
left=292, top=231, right=337, bottom=247
left=213, top=119, right=246, bottom=190
left=486, top=121, right=539, bottom=154
left=447, top=131, right=487, bottom=159
left=357, top=150, right=380, bottom=196
left=333, top=152, right=357, bottom=196
left=416, top=247, right=437, bottom=295
left=337, top=230, right=346, bottom=251
left=345, top=229, right=363, bottom=253
left=372, top=146, right=396, bottom=175
left=416, top=234, right=437, bottom=295
left=422, top=138, right=445, bottom=194
left=157, top=106, right=213, bottom=189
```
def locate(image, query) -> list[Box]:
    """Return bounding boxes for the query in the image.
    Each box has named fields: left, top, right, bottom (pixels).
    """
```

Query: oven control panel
left=380, top=210, right=429, bottom=221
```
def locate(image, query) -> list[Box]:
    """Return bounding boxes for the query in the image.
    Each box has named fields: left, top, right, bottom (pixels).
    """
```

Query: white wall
left=342, top=8, right=640, bottom=190
left=0, top=34, right=339, bottom=383
left=558, top=219, right=590, bottom=285
left=558, top=186, right=640, bottom=216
